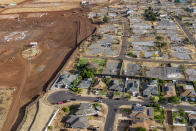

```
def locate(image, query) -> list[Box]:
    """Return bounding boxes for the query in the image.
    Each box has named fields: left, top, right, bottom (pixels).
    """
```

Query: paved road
left=47, top=90, right=196, bottom=131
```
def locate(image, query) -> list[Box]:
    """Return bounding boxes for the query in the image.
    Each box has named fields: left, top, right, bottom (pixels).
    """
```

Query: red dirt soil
left=0, top=8, right=95, bottom=131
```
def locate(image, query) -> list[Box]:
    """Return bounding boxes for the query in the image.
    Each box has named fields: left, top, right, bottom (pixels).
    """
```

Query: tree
left=156, top=36, right=164, bottom=41
left=137, top=127, right=146, bottom=131
left=168, top=96, right=181, bottom=104
left=64, top=107, right=70, bottom=113
left=193, top=81, right=196, bottom=90
left=159, top=96, right=165, bottom=103
left=103, top=15, right=109, bottom=23
left=151, top=96, right=159, bottom=102
left=183, top=38, right=192, bottom=45
left=144, top=7, right=159, bottom=21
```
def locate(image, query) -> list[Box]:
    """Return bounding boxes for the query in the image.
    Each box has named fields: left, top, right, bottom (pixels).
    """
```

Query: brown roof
left=164, top=83, right=176, bottom=98
left=135, top=112, right=146, bottom=119
left=189, top=114, right=196, bottom=119
left=93, top=78, right=106, bottom=90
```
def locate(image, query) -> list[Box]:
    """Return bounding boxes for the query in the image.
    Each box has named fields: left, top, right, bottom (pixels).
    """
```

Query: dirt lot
left=0, top=9, right=95, bottom=131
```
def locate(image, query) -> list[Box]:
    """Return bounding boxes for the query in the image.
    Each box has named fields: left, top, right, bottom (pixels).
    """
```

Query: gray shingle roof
left=143, top=80, right=159, bottom=97
left=66, top=115, right=88, bottom=129
left=108, top=80, right=124, bottom=92
left=126, top=80, right=139, bottom=93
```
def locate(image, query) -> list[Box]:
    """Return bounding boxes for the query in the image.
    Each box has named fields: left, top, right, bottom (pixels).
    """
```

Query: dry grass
left=0, top=88, right=15, bottom=129
left=0, top=0, right=25, bottom=4
left=33, top=0, right=81, bottom=2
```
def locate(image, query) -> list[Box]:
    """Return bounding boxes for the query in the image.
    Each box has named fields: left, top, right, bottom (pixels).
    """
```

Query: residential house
left=66, top=103, right=98, bottom=129
left=77, top=78, right=92, bottom=89
left=179, top=84, right=196, bottom=99
left=189, top=113, right=196, bottom=127
left=163, top=83, right=176, bottom=98
left=66, top=115, right=88, bottom=129
left=54, top=72, right=78, bottom=89
left=108, top=79, right=124, bottom=92
left=129, top=104, right=155, bottom=129
left=126, top=79, right=140, bottom=96
left=92, top=78, right=106, bottom=91
left=143, top=80, right=159, bottom=97
left=75, top=103, right=98, bottom=116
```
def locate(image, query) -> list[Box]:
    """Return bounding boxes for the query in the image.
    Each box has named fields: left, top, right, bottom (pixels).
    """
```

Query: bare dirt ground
left=0, top=8, right=95, bottom=131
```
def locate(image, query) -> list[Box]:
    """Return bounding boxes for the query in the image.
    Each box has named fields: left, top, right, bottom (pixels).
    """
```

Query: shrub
left=103, top=15, right=109, bottom=23
left=156, top=36, right=164, bottom=41
left=137, top=127, right=146, bottom=131
left=127, top=52, right=137, bottom=58
left=104, top=78, right=111, bottom=86
left=64, top=107, right=70, bottom=113
left=48, top=126, right=53, bottom=130
left=168, top=96, right=181, bottom=104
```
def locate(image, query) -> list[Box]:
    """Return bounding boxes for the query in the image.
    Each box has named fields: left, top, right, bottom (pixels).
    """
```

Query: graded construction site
left=0, top=3, right=96, bottom=131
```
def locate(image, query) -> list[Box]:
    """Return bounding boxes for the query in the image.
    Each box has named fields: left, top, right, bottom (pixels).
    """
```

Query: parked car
left=57, top=102, right=64, bottom=105
left=88, top=127, right=99, bottom=131
left=96, top=97, right=103, bottom=99
left=95, top=99, right=103, bottom=103
left=70, top=98, right=76, bottom=101
left=114, top=98, right=120, bottom=100
left=63, top=100, right=71, bottom=103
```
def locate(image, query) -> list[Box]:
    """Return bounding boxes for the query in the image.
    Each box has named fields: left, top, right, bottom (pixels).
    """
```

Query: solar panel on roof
left=148, top=109, right=152, bottom=116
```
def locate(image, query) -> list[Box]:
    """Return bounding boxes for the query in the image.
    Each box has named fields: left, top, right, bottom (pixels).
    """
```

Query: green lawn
left=92, top=59, right=106, bottom=66
left=92, top=59, right=106, bottom=74
left=154, top=108, right=165, bottom=123
left=172, top=110, right=188, bottom=124
left=78, top=58, right=88, bottom=65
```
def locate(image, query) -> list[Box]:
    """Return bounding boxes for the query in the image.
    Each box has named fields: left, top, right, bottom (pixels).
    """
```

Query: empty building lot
left=103, top=60, right=122, bottom=75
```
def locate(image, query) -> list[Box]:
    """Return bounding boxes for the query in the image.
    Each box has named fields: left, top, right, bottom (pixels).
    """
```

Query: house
left=54, top=72, right=78, bottom=89
left=108, top=79, right=124, bottom=92
left=179, top=84, right=196, bottom=98
left=128, top=104, right=155, bottom=131
left=129, top=104, right=154, bottom=123
left=66, top=115, right=88, bottom=129
left=126, top=79, right=140, bottom=96
left=92, top=78, right=106, bottom=91
left=189, top=113, right=196, bottom=127
left=163, top=83, right=176, bottom=98
left=66, top=103, right=98, bottom=129
left=143, top=80, right=159, bottom=97
left=77, top=78, right=92, bottom=89
left=75, top=103, right=97, bottom=116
